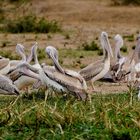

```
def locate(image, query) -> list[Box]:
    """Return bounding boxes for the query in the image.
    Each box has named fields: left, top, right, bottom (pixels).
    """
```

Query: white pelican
left=45, top=46, right=87, bottom=89
left=8, top=43, right=38, bottom=90
left=111, top=34, right=127, bottom=82
left=0, top=74, right=19, bottom=95
left=129, top=35, right=140, bottom=83
left=79, top=31, right=113, bottom=91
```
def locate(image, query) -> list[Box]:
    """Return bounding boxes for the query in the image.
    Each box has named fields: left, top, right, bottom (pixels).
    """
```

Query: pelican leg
left=45, top=88, right=51, bottom=103
left=89, top=80, right=95, bottom=93
left=89, top=80, right=101, bottom=93
left=32, top=80, right=42, bottom=89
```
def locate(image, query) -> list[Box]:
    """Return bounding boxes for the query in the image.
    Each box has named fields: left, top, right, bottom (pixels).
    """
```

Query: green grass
left=0, top=90, right=140, bottom=139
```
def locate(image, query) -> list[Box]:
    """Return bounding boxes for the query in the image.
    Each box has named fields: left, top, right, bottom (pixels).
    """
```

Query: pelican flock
left=0, top=31, right=140, bottom=101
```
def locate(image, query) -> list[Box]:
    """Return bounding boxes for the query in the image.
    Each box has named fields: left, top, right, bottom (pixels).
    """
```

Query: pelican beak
left=49, top=51, right=65, bottom=74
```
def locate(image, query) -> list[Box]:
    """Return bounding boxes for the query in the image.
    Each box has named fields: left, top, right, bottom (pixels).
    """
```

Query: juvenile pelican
left=79, top=32, right=113, bottom=91
left=111, top=34, right=127, bottom=82
left=8, top=43, right=38, bottom=90
left=130, top=35, right=140, bottom=82
left=0, top=74, right=19, bottom=95
left=46, top=46, right=86, bottom=88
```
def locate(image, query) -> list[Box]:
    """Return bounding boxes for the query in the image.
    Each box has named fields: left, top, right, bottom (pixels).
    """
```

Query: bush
left=132, top=45, right=136, bottom=50
left=4, top=16, right=61, bottom=33
left=120, top=46, right=127, bottom=53
left=8, top=0, right=28, bottom=3
left=97, top=49, right=103, bottom=56
left=82, top=41, right=99, bottom=51
left=111, top=0, right=140, bottom=5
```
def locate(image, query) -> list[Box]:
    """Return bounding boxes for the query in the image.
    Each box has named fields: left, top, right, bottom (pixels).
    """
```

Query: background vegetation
left=1, top=16, right=61, bottom=33
left=111, top=0, right=140, bottom=5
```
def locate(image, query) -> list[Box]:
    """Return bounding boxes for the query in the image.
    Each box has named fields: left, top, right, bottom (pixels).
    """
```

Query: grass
left=0, top=89, right=140, bottom=139
left=0, top=50, right=19, bottom=60
left=81, top=40, right=99, bottom=51
left=120, top=46, right=128, bottom=53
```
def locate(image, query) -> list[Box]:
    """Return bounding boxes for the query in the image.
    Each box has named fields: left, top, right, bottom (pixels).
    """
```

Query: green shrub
left=123, top=34, right=134, bottom=42
left=120, top=46, right=127, bottom=53
left=8, top=0, right=29, bottom=3
left=82, top=41, right=99, bottom=51
left=111, top=0, right=140, bottom=5
left=3, top=16, right=61, bottom=33
left=132, top=45, right=136, bottom=50
left=38, top=48, right=46, bottom=61
left=0, top=50, right=19, bottom=60
left=97, top=49, right=103, bottom=56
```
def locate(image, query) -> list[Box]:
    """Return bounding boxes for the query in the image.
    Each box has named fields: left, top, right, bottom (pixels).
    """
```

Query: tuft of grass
left=120, top=46, right=127, bottom=53
left=2, top=15, right=61, bottom=33
left=0, top=50, right=19, bottom=60
left=82, top=40, right=99, bottom=51
left=97, top=49, right=103, bottom=56
left=38, top=48, right=46, bottom=61
left=111, top=0, right=140, bottom=5
left=123, top=34, right=134, bottom=42
left=7, top=0, right=29, bottom=3
left=132, top=45, right=136, bottom=50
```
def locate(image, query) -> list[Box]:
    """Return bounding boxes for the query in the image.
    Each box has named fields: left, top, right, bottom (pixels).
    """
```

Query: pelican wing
left=0, top=58, right=9, bottom=70
left=7, top=69, right=22, bottom=82
left=42, top=65, right=56, bottom=73
left=44, top=70, right=87, bottom=100
left=79, top=60, right=104, bottom=81
left=0, top=75, right=19, bottom=95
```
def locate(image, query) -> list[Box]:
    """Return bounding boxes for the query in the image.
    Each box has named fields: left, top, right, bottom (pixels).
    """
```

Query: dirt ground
left=1, top=0, right=140, bottom=94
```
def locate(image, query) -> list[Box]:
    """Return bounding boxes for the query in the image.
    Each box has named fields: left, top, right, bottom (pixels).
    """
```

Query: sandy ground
left=0, top=0, right=140, bottom=94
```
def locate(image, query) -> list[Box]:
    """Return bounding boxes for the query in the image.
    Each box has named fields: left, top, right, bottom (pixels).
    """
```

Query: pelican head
left=26, top=42, right=38, bottom=63
left=16, top=44, right=26, bottom=61
left=16, top=44, right=25, bottom=55
left=101, top=32, right=113, bottom=57
left=46, top=46, right=58, bottom=61
left=46, top=46, right=65, bottom=74
left=31, top=42, right=39, bottom=63
left=114, top=34, right=123, bottom=48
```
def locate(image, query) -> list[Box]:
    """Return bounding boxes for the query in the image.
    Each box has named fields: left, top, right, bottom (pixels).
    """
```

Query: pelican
left=111, top=34, right=127, bottom=81
left=124, top=34, right=140, bottom=84
left=0, top=74, right=19, bottom=95
left=8, top=43, right=38, bottom=90
left=45, top=46, right=87, bottom=88
left=79, top=31, right=113, bottom=91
